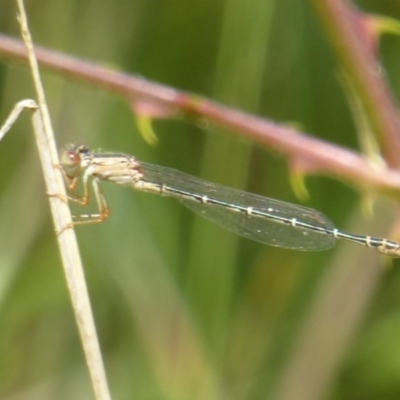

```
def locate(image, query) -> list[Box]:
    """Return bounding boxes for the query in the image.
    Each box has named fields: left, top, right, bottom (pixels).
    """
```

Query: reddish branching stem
left=311, top=0, right=400, bottom=168
left=0, top=27, right=400, bottom=197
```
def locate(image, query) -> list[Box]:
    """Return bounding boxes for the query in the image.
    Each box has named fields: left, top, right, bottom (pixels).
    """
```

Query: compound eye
left=78, top=145, right=89, bottom=154
left=65, top=150, right=80, bottom=166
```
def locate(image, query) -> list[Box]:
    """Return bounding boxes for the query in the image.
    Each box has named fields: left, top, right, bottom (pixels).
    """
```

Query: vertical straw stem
left=14, top=1, right=112, bottom=399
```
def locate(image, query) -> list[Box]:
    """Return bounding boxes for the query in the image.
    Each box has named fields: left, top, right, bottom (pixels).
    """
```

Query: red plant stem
left=312, top=0, right=400, bottom=168
left=0, top=33, right=400, bottom=195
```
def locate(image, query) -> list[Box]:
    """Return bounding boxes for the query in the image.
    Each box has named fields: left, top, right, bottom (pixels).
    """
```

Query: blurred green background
left=1, top=0, right=400, bottom=399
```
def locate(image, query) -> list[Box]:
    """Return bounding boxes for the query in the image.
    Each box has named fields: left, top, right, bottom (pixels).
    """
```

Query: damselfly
left=58, top=144, right=400, bottom=257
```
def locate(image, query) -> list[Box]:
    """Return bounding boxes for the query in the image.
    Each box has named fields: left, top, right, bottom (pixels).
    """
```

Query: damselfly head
left=60, top=143, right=89, bottom=178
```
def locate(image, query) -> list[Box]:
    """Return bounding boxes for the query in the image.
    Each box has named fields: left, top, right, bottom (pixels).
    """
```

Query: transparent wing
left=139, top=162, right=336, bottom=251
